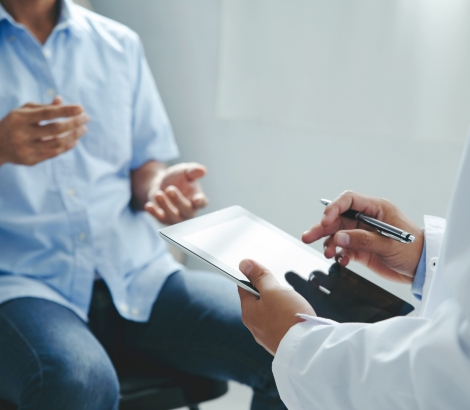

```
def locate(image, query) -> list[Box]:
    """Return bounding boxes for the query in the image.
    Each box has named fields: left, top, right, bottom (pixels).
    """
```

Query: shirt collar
left=0, top=2, right=15, bottom=25
left=59, top=0, right=74, bottom=26
left=0, top=0, right=78, bottom=35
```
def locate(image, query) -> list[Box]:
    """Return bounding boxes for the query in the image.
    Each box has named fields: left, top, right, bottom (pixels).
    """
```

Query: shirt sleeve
left=411, top=239, right=426, bottom=300
left=417, top=215, right=446, bottom=313
left=129, top=37, right=180, bottom=170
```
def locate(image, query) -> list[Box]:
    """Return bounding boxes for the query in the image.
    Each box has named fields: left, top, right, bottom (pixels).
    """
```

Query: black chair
left=0, top=372, right=228, bottom=410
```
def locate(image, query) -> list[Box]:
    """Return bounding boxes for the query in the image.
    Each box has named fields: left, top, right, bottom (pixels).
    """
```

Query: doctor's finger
left=238, top=286, right=258, bottom=307
left=323, top=191, right=383, bottom=227
left=333, top=229, right=391, bottom=256
left=323, top=235, right=338, bottom=259
left=302, top=218, right=346, bottom=244
left=335, top=248, right=352, bottom=266
left=239, top=259, right=280, bottom=293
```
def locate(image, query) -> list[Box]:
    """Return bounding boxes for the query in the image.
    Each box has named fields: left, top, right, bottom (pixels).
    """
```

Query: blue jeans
left=0, top=270, right=286, bottom=410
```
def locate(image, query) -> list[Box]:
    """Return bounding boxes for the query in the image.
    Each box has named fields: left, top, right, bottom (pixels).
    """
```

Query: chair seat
left=119, top=372, right=228, bottom=410
left=0, top=399, right=15, bottom=410
left=0, top=374, right=228, bottom=410
left=120, top=375, right=174, bottom=394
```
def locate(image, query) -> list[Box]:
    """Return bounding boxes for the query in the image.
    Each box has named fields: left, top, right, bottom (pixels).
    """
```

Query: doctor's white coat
left=272, top=138, right=470, bottom=409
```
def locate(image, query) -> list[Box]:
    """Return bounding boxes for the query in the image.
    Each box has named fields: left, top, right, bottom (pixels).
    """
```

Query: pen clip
left=376, top=229, right=411, bottom=244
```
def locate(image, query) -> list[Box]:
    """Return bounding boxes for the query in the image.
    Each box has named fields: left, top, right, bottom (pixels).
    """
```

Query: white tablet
left=158, top=206, right=332, bottom=296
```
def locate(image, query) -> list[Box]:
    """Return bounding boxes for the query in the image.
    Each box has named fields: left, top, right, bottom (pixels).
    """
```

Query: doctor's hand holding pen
left=302, top=190, right=424, bottom=284
left=238, top=190, right=425, bottom=355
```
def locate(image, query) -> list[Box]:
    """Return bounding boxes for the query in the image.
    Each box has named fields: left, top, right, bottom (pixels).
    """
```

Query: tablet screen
left=184, top=215, right=330, bottom=287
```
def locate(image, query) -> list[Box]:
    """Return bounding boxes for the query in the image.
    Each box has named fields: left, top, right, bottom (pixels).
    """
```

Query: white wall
left=91, top=0, right=465, bottom=302
left=217, top=1, right=470, bottom=144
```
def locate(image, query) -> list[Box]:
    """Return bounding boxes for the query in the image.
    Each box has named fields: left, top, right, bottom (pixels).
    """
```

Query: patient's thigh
left=121, top=270, right=274, bottom=384
left=0, top=297, right=119, bottom=410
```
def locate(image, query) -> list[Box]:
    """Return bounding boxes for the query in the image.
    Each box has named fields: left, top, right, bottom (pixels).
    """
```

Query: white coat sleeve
left=272, top=216, right=470, bottom=410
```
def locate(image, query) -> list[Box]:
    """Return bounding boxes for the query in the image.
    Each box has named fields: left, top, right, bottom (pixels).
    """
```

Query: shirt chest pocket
left=78, top=82, right=134, bottom=167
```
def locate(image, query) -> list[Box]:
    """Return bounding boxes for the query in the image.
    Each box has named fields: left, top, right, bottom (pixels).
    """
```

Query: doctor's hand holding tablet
left=238, top=190, right=424, bottom=354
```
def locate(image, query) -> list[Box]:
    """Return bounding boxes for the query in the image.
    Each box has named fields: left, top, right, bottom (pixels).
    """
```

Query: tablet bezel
left=158, top=205, right=332, bottom=296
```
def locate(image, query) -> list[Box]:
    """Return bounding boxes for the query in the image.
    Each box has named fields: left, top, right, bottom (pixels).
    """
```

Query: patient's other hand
left=145, top=162, right=208, bottom=225
left=0, top=97, right=88, bottom=167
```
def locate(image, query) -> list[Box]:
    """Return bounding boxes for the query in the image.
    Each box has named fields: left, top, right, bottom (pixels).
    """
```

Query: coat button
left=429, top=257, right=438, bottom=272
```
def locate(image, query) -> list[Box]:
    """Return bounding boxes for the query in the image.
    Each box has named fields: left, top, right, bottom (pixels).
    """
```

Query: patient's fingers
left=144, top=201, right=166, bottom=223
left=155, top=191, right=181, bottom=224
left=191, top=192, right=208, bottom=210
left=165, top=186, right=194, bottom=219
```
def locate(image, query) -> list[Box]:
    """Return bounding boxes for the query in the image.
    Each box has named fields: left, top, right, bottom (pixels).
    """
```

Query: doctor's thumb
left=239, top=259, right=279, bottom=292
left=334, top=229, right=389, bottom=255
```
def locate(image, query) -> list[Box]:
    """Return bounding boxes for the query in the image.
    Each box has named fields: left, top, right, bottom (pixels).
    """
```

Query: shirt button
left=119, top=304, right=129, bottom=313
left=78, top=232, right=87, bottom=242
left=43, top=48, right=52, bottom=58
left=131, top=308, right=140, bottom=316
left=429, top=257, right=438, bottom=272
left=66, top=189, right=76, bottom=197
left=46, top=88, right=56, bottom=97
left=8, top=35, right=15, bottom=42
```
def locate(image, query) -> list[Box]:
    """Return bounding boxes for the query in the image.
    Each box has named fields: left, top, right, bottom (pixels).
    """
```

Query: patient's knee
left=25, top=347, right=119, bottom=410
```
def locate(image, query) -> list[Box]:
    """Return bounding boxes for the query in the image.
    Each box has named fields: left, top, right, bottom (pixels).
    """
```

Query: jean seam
left=0, top=309, right=45, bottom=409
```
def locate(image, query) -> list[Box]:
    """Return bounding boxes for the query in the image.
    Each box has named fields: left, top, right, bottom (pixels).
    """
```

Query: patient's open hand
left=145, top=162, right=208, bottom=225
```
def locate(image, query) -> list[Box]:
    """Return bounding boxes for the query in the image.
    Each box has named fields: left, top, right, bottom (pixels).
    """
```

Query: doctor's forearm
left=273, top=305, right=470, bottom=410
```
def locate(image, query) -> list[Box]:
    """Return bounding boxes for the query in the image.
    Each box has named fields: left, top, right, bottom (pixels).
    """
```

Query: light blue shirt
left=0, top=0, right=182, bottom=322
left=411, top=241, right=426, bottom=301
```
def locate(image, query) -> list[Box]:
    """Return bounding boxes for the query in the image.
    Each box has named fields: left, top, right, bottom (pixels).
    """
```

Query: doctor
left=238, top=138, right=470, bottom=408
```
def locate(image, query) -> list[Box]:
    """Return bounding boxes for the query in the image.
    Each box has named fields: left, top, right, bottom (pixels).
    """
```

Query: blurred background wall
left=90, top=0, right=470, bottom=303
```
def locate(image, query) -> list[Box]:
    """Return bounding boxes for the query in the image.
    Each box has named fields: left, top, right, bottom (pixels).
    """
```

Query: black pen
left=320, top=199, right=416, bottom=244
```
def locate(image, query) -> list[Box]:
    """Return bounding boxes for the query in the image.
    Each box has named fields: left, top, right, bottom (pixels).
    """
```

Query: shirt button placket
left=46, top=88, right=56, bottom=98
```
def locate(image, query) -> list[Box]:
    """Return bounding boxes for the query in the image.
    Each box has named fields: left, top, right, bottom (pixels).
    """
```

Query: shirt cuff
left=296, top=313, right=337, bottom=326
left=411, top=238, right=426, bottom=300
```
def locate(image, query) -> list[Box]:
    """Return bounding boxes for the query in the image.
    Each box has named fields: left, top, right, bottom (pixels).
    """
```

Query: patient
left=0, top=1, right=286, bottom=409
